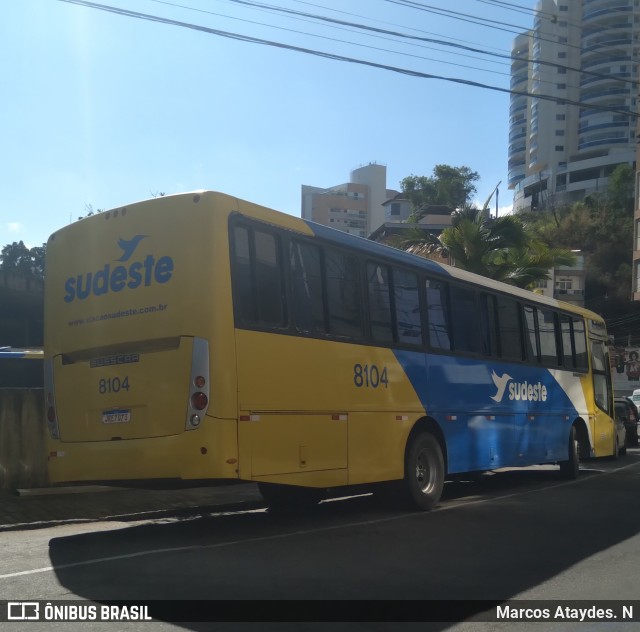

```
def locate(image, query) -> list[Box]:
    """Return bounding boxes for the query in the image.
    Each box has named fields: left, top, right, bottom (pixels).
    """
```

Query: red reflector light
left=194, top=375, right=206, bottom=388
left=191, top=392, right=208, bottom=410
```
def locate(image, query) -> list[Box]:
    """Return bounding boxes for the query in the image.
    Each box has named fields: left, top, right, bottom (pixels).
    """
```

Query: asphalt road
left=2, top=453, right=640, bottom=632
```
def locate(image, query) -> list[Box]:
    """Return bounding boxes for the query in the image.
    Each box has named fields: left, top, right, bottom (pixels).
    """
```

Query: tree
left=401, top=165, right=480, bottom=213
left=606, top=163, right=634, bottom=215
left=0, top=241, right=46, bottom=280
left=520, top=168, right=635, bottom=322
left=397, top=207, right=575, bottom=289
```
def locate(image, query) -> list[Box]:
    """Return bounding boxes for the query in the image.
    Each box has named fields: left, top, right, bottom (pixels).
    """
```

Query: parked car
left=614, top=397, right=636, bottom=449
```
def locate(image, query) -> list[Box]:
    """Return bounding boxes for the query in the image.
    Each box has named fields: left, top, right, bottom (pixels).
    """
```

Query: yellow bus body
left=45, top=191, right=616, bottom=500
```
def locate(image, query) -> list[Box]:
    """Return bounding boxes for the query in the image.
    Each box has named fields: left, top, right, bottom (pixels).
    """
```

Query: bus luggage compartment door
left=245, top=412, right=347, bottom=476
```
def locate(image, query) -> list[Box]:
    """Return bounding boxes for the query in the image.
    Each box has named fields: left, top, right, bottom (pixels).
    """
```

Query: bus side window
left=591, top=339, right=612, bottom=414
left=537, top=308, right=559, bottom=366
left=496, top=296, right=523, bottom=361
left=523, top=306, right=540, bottom=362
left=425, top=278, right=451, bottom=351
left=232, top=225, right=258, bottom=324
left=560, top=314, right=575, bottom=368
left=290, top=241, right=326, bottom=335
left=254, top=231, right=286, bottom=327
left=450, top=285, right=481, bottom=354
left=325, top=248, right=363, bottom=340
left=573, top=317, right=589, bottom=371
left=231, top=224, right=285, bottom=328
left=367, top=262, right=394, bottom=344
left=479, top=293, right=498, bottom=357
left=393, top=269, right=422, bottom=345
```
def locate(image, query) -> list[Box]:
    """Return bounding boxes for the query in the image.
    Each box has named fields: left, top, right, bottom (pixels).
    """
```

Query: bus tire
left=402, top=432, right=445, bottom=511
left=559, top=426, right=579, bottom=479
left=257, top=482, right=325, bottom=511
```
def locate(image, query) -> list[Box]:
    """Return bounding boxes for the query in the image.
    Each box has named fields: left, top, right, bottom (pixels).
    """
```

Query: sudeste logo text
left=490, top=370, right=548, bottom=403
left=63, top=235, right=174, bottom=303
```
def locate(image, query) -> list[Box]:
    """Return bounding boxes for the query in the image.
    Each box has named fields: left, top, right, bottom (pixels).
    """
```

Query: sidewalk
left=0, top=483, right=263, bottom=531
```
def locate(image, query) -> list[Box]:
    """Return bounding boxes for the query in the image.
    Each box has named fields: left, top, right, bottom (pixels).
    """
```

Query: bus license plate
left=102, top=409, right=131, bottom=424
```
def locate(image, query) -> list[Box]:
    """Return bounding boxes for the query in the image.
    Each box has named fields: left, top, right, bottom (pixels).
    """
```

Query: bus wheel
left=257, top=482, right=325, bottom=511
left=559, top=426, right=579, bottom=479
left=402, top=432, right=445, bottom=511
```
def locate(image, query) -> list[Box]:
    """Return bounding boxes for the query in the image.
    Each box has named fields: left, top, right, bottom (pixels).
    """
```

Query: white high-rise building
left=509, top=0, right=639, bottom=211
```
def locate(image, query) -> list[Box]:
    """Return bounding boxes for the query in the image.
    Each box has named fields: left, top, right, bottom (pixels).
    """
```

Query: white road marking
left=1, top=460, right=638, bottom=581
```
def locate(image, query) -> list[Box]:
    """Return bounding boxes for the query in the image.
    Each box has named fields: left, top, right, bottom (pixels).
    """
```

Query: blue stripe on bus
left=392, top=349, right=578, bottom=473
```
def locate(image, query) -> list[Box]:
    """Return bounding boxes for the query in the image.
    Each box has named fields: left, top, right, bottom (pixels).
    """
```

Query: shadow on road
left=47, top=462, right=640, bottom=630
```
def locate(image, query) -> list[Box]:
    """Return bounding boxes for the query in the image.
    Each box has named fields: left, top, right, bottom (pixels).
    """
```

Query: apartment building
left=509, top=0, right=639, bottom=212
left=301, top=163, right=399, bottom=237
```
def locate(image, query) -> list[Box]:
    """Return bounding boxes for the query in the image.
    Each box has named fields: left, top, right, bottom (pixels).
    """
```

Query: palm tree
left=396, top=207, right=575, bottom=289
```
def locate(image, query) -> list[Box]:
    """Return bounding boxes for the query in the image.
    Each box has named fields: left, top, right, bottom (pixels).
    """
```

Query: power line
left=248, top=0, right=513, bottom=57
left=473, top=0, right=538, bottom=19
left=149, top=0, right=638, bottom=90
left=393, top=0, right=637, bottom=61
left=384, top=0, right=528, bottom=34
left=148, top=0, right=513, bottom=75
left=150, top=0, right=597, bottom=94
left=219, top=0, right=638, bottom=88
left=56, top=0, right=638, bottom=119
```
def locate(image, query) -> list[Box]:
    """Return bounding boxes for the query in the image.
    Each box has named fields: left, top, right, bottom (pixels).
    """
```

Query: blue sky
left=1, top=0, right=531, bottom=248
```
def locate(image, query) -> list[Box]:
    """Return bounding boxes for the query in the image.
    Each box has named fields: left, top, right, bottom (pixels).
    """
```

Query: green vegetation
left=396, top=163, right=638, bottom=338
left=0, top=241, right=46, bottom=281
left=401, top=165, right=480, bottom=212
left=397, top=165, right=576, bottom=290
left=397, top=206, right=576, bottom=289
left=520, top=164, right=636, bottom=327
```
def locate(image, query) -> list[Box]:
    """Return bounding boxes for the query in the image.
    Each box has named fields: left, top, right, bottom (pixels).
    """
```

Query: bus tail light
left=186, top=338, right=210, bottom=430
left=191, top=392, right=208, bottom=410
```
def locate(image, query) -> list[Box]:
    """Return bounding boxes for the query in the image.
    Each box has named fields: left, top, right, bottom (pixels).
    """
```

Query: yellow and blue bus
left=44, top=191, right=616, bottom=510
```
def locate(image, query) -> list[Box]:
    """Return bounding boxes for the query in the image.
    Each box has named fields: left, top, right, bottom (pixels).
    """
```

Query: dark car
left=614, top=397, right=639, bottom=447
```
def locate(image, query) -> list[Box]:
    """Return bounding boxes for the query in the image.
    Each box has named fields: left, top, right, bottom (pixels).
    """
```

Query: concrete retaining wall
left=0, top=389, right=48, bottom=490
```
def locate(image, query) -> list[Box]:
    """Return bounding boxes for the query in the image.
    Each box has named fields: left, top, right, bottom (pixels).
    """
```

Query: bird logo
left=115, top=235, right=147, bottom=262
left=490, top=370, right=512, bottom=403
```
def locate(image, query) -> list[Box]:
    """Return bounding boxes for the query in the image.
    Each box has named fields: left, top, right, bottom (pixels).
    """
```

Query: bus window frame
left=228, top=213, right=593, bottom=377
